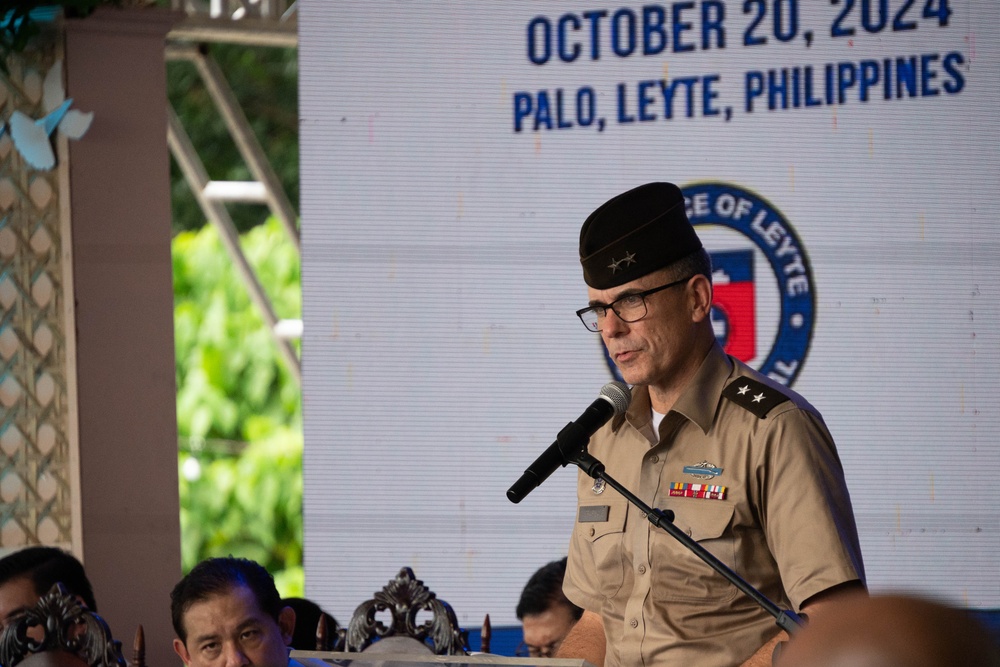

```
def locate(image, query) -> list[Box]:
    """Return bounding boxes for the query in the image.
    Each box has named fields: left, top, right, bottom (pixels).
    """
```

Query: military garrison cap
left=580, top=182, right=703, bottom=289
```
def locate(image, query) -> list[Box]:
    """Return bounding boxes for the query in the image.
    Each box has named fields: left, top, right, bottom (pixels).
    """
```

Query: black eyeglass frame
left=575, top=275, right=694, bottom=332
left=514, top=639, right=563, bottom=659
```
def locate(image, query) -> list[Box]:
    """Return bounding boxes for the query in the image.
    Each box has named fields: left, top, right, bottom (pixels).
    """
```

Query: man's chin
left=616, top=368, right=646, bottom=386
left=609, top=351, right=653, bottom=386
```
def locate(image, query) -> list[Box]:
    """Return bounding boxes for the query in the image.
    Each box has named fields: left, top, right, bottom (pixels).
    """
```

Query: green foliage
left=167, top=44, right=299, bottom=234
left=173, top=218, right=300, bottom=441
left=174, top=218, right=303, bottom=595
left=179, top=430, right=304, bottom=596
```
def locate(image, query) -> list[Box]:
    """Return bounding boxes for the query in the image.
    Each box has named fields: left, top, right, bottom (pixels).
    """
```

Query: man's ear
left=689, top=274, right=713, bottom=322
left=173, top=638, right=192, bottom=666
left=278, top=606, right=296, bottom=647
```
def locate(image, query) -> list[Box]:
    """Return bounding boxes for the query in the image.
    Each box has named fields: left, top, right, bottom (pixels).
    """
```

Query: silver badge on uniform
left=683, top=461, right=724, bottom=479
left=591, top=478, right=606, bottom=494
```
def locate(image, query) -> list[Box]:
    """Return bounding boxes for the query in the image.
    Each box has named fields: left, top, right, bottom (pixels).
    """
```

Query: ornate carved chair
left=313, top=613, right=347, bottom=652
left=341, top=567, right=468, bottom=655
left=0, top=584, right=128, bottom=667
left=130, top=625, right=145, bottom=667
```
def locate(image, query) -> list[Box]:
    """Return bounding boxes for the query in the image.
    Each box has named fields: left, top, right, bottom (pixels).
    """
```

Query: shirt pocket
left=576, top=500, right=628, bottom=599
left=650, top=501, right=738, bottom=603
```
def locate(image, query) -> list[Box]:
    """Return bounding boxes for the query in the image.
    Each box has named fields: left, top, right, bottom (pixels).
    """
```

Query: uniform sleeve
left=753, top=407, right=866, bottom=610
left=563, top=505, right=602, bottom=612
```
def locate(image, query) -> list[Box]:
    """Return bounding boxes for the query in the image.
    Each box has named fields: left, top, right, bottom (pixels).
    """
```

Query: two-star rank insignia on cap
left=722, top=377, right=791, bottom=419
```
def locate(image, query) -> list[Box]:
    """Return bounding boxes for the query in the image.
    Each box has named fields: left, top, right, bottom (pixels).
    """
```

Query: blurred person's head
left=775, top=593, right=1000, bottom=667
left=516, top=558, right=583, bottom=658
left=280, top=597, right=338, bottom=650
left=171, top=557, right=294, bottom=667
left=0, top=547, right=97, bottom=629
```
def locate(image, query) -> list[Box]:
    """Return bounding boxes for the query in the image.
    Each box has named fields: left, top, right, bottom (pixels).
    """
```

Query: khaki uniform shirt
left=564, top=344, right=864, bottom=667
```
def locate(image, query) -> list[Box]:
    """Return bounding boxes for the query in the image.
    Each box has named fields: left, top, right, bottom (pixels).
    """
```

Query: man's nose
left=223, top=644, right=249, bottom=667
left=601, top=309, right=628, bottom=336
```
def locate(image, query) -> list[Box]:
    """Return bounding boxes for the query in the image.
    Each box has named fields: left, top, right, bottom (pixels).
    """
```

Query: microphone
left=507, top=381, right=631, bottom=504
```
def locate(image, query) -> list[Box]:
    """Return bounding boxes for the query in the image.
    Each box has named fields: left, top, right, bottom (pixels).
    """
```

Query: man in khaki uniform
left=558, top=182, right=865, bottom=667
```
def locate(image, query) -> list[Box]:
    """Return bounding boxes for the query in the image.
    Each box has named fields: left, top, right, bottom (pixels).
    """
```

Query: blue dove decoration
left=6, top=61, right=93, bottom=170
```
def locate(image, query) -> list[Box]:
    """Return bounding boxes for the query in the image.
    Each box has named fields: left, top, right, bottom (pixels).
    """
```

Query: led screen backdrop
left=299, top=1, right=1000, bottom=625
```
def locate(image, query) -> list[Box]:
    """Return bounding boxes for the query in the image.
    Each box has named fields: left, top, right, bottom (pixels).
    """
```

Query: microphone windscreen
left=600, top=381, right=632, bottom=417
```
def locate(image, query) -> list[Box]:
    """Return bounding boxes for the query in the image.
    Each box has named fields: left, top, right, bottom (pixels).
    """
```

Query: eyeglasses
left=576, top=276, right=693, bottom=332
left=514, top=638, right=565, bottom=659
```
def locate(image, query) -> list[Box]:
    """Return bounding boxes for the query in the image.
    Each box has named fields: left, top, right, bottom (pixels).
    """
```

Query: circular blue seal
left=602, top=182, right=815, bottom=387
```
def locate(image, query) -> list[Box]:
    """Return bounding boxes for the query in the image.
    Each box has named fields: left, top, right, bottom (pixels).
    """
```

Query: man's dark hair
left=170, top=557, right=283, bottom=642
left=0, top=546, right=97, bottom=612
left=666, top=248, right=713, bottom=285
left=516, top=557, right=583, bottom=621
left=281, top=597, right=338, bottom=650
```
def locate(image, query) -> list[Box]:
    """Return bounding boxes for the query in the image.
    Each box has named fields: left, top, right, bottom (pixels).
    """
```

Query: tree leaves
left=174, top=218, right=303, bottom=594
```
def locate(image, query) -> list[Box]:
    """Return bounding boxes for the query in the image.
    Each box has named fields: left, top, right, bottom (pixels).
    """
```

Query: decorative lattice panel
left=0, top=31, right=77, bottom=552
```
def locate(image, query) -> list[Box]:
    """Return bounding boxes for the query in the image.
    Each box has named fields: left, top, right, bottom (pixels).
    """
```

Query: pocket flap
left=578, top=501, right=627, bottom=541
left=670, top=501, right=735, bottom=542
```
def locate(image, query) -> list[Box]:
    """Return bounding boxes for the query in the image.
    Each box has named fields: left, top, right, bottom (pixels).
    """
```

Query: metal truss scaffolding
left=166, top=0, right=301, bottom=383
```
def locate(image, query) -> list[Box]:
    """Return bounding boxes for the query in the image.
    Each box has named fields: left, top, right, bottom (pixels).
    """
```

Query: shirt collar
left=672, top=342, right=732, bottom=433
left=614, top=384, right=651, bottom=433
left=615, top=342, right=733, bottom=435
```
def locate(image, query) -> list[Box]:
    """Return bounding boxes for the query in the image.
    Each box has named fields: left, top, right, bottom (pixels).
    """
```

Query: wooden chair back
left=0, top=584, right=127, bottom=667
left=129, top=625, right=145, bottom=667
left=342, top=567, right=467, bottom=655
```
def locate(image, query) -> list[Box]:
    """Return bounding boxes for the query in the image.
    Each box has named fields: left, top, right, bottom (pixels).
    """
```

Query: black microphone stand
left=567, top=447, right=805, bottom=636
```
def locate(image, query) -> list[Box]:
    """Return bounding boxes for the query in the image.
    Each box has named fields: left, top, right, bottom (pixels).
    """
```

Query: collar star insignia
left=723, top=377, right=791, bottom=418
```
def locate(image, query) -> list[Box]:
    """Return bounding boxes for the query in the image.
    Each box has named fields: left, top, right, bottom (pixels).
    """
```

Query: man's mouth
left=614, top=349, right=638, bottom=363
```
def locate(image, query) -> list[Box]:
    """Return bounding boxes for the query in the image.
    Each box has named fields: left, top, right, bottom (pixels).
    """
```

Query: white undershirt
left=651, top=409, right=666, bottom=440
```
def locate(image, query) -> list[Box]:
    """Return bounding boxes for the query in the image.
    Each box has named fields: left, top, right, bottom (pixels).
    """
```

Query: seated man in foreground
left=516, top=558, right=583, bottom=659
left=171, top=557, right=301, bottom=667
left=774, top=593, right=1000, bottom=667
left=0, top=546, right=98, bottom=629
